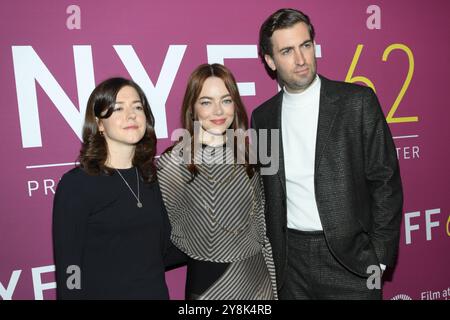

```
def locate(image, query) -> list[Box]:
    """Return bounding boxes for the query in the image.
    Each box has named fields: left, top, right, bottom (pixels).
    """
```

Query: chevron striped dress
left=157, top=144, right=277, bottom=300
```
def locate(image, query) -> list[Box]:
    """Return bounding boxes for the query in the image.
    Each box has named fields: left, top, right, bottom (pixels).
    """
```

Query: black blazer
left=251, top=75, right=403, bottom=290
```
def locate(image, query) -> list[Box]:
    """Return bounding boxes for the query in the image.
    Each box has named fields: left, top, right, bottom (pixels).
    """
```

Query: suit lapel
left=263, top=91, right=286, bottom=196
left=315, top=76, right=340, bottom=172
left=274, top=92, right=287, bottom=196
left=267, top=76, right=340, bottom=196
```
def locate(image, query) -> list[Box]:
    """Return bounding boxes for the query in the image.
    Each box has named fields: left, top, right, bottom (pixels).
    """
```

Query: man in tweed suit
left=251, top=8, right=403, bottom=299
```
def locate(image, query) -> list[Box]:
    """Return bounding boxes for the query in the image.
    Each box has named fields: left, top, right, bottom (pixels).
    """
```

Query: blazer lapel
left=274, top=92, right=287, bottom=196
left=315, top=76, right=340, bottom=172
left=267, top=76, right=340, bottom=196
left=263, top=91, right=286, bottom=196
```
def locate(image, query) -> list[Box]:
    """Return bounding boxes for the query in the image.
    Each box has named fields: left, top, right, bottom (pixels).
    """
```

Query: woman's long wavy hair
left=78, top=77, right=157, bottom=183
left=171, top=63, right=255, bottom=180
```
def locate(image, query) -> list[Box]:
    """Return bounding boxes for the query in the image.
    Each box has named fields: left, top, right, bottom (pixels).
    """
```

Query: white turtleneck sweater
left=281, top=75, right=323, bottom=231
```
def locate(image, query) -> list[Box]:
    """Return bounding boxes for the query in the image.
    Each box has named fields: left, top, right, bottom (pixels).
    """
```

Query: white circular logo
left=391, top=294, right=413, bottom=300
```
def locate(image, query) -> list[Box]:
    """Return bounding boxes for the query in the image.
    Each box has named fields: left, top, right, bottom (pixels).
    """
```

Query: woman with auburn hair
left=53, top=77, right=180, bottom=299
left=157, top=64, right=277, bottom=300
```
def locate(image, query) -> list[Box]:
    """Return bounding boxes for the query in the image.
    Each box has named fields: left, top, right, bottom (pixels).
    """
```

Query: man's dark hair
left=259, top=8, right=315, bottom=58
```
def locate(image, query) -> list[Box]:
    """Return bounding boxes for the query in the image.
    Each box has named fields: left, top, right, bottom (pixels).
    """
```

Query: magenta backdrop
left=0, top=0, right=449, bottom=300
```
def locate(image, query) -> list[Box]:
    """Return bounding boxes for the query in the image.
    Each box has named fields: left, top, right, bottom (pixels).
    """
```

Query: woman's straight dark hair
left=78, top=77, right=157, bottom=183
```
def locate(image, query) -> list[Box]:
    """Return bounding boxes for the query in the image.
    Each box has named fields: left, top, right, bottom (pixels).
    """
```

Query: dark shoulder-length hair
left=172, top=63, right=255, bottom=179
left=78, top=77, right=157, bottom=183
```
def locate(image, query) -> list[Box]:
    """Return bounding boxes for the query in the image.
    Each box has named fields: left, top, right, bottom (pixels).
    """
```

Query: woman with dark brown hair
left=157, top=64, right=277, bottom=299
left=52, top=77, right=178, bottom=299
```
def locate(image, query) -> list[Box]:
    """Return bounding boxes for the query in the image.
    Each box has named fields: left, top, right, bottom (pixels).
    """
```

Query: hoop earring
left=99, top=131, right=104, bottom=137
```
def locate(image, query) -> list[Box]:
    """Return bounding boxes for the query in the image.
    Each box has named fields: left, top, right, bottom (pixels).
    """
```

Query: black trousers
left=279, top=228, right=382, bottom=300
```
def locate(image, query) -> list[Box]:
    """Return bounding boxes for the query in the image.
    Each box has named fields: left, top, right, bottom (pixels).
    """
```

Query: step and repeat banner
left=1, top=0, right=449, bottom=300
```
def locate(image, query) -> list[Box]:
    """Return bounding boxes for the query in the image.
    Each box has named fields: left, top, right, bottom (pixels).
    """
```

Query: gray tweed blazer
left=251, top=75, right=403, bottom=290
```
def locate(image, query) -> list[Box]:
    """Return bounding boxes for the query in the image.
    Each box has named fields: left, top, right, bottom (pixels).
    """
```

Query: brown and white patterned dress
left=157, top=144, right=277, bottom=300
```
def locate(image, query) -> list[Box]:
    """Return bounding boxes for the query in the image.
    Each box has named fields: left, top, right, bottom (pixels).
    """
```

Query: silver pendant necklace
left=115, top=167, right=143, bottom=208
